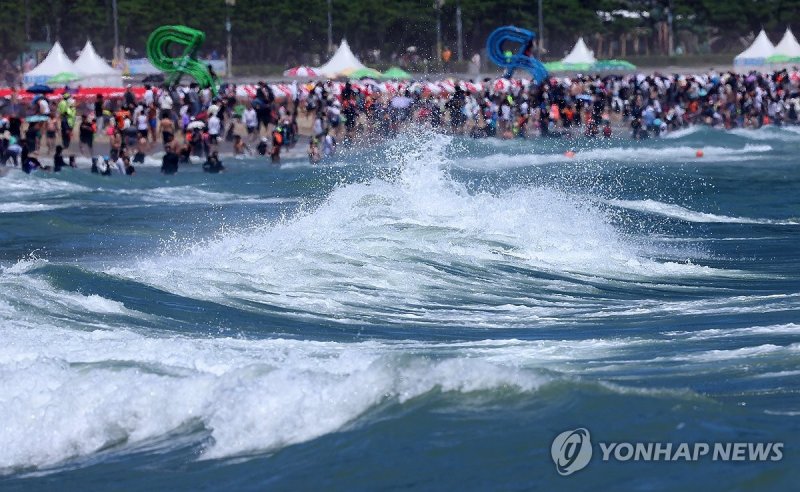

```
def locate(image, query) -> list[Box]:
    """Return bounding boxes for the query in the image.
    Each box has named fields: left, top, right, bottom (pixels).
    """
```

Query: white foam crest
left=584, top=293, right=800, bottom=319
left=0, top=257, right=49, bottom=275
left=0, top=323, right=565, bottom=471
left=108, top=133, right=720, bottom=325
left=0, top=173, right=90, bottom=198
left=662, top=126, right=704, bottom=139
left=105, top=186, right=297, bottom=206
left=606, top=199, right=798, bottom=225
left=580, top=144, right=771, bottom=163
left=0, top=265, right=132, bottom=319
left=730, top=127, right=800, bottom=142
left=663, top=323, right=800, bottom=340
left=457, top=152, right=569, bottom=169
left=0, top=202, right=75, bottom=213
left=667, top=343, right=800, bottom=362
left=458, top=144, right=772, bottom=170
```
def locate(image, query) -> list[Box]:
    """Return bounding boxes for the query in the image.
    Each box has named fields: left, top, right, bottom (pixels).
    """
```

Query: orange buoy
left=565, top=150, right=576, bottom=158
left=696, top=149, right=704, bottom=158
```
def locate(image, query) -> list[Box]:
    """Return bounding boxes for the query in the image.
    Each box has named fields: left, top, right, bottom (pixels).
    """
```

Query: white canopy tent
left=315, top=39, right=366, bottom=77
left=23, top=41, right=77, bottom=85
left=774, top=28, right=800, bottom=57
left=562, top=37, right=596, bottom=65
left=734, top=29, right=775, bottom=66
left=73, top=40, right=123, bottom=87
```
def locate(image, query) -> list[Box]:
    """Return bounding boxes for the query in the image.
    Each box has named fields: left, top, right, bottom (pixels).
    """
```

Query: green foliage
left=3, top=0, right=800, bottom=65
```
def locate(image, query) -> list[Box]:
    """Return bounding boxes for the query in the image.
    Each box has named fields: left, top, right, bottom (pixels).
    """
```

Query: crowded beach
left=3, top=31, right=800, bottom=175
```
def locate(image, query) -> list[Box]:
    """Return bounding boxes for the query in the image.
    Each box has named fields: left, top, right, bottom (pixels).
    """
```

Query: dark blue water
left=1, top=127, right=798, bottom=490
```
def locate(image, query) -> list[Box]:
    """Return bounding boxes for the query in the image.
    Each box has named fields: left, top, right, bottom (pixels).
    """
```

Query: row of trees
left=3, top=0, right=800, bottom=66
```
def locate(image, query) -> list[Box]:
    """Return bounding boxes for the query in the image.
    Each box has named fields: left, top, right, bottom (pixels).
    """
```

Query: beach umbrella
left=493, top=78, right=512, bottom=93
left=567, top=63, right=592, bottom=72
left=424, top=82, right=442, bottom=95
left=347, top=67, right=383, bottom=80
left=544, top=61, right=565, bottom=72
left=283, top=66, right=319, bottom=78
left=592, top=60, right=636, bottom=72
left=26, top=84, right=54, bottom=94
left=47, top=72, right=81, bottom=84
left=25, top=115, right=49, bottom=123
left=545, top=61, right=591, bottom=72
left=767, top=54, right=793, bottom=64
left=381, top=66, right=412, bottom=80
left=390, top=95, right=413, bottom=109
left=438, top=80, right=456, bottom=93
left=462, top=81, right=482, bottom=93
left=186, top=120, right=205, bottom=130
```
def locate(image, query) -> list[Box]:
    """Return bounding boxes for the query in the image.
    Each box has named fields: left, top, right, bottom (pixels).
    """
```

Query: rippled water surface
left=1, top=127, right=798, bottom=490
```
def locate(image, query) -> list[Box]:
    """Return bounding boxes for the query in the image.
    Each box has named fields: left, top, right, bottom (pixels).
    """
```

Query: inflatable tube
left=486, top=26, right=548, bottom=83
left=146, top=25, right=219, bottom=94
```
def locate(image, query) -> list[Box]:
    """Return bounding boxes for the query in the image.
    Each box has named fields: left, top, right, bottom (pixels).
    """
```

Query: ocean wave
left=584, top=293, right=800, bottom=319
left=606, top=199, right=798, bottom=225
left=0, top=173, right=90, bottom=198
left=104, top=186, right=298, bottom=206
left=105, top=134, right=725, bottom=326
left=457, top=144, right=772, bottom=170
left=663, top=323, right=800, bottom=340
left=730, top=127, right=800, bottom=142
left=0, top=263, right=134, bottom=320
left=662, top=126, right=704, bottom=139
left=0, top=202, right=74, bottom=213
left=666, top=343, right=800, bottom=362
left=0, top=323, right=560, bottom=472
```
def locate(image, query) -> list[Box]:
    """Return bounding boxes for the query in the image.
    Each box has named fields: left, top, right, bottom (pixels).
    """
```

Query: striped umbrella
left=282, top=66, right=319, bottom=78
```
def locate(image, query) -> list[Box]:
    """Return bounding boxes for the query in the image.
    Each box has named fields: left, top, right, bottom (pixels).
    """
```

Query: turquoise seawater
left=1, top=127, right=799, bottom=490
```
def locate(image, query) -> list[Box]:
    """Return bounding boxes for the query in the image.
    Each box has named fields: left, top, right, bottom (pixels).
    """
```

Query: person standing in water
left=45, top=114, right=58, bottom=155
left=203, top=151, right=225, bottom=173
left=53, top=145, right=66, bottom=172
left=160, top=111, right=174, bottom=144
left=270, top=125, right=283, bottom=163
left=161, top=143, right=179, bottom=175
left=109, top=128, right=122, bottom=162
left=78, top=115, right=95, bottom=157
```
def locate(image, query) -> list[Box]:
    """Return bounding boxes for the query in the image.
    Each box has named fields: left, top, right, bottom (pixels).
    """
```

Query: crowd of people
left=2, top=67, right=800, bottom=173
left=300, top=68, right=800, bottom=141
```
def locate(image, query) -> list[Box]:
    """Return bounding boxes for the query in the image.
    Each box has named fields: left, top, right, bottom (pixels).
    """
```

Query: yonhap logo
left=551, top=428, right=593, bottom=475
left=550, top=426, right=784, bottom=476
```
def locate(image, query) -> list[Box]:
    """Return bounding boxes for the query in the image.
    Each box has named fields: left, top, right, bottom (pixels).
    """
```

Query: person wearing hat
left=256, top=136, right=268, bottom=156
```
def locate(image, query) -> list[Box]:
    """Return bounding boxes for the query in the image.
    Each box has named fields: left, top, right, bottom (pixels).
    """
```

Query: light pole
left=435, top=0, right=444, bottom=68
left=112, top=0, right=119, bottom=62
left=225, top=0, right=235, bottom=77
left=24, top=0, right=30, bottom=42
left=327, top=0, right=333, bottom=54
left=537, top=0, right=544, bottom=57
left=456, top=0, right=462, bottom=62
left=667, top=0, right=674, bottom=56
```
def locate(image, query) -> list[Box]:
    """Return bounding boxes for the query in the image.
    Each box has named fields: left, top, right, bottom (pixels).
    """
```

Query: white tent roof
left=734, top=30, right=775, bottom=64
left=316, top=39, right=366, bottom=77
left=74, top=40, right=119, bottom=76
left=73, top=40, right=123, bottom=87
left=562, top=37, right=596, bottom=65
left=774, top=28, right=800, bottom=57
left=23, top=41, right=76, bottom=83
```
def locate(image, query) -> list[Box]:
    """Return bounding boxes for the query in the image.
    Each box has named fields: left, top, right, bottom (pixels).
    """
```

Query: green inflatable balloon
left=146, top=25, right=219, bottom=95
